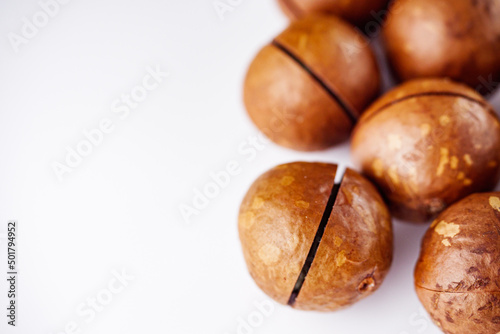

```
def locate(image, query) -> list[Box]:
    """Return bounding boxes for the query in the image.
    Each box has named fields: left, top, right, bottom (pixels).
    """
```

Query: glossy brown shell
left=351, top=78, right=500, bottom=222
left=414, top=192, right=500, bottom=334
left=277, top=0, right=390, bottom=27
left=238, top=162, right=393, bottom=311
left=384, top=0, right=500, bottom=90
left=244, top=15, right=380, bottom=151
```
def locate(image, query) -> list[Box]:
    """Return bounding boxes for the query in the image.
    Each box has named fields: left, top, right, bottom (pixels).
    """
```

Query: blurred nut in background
left=244, top=15, right=380, bottom=151
left=415, top=192, right=500, bottom=334
left=277, top=0, right=390, bottom=27
left=384, top=0, right=500, bottom=92
left=238, top=162, right=393, bottom=311
left=351, top=78, right=500, bottom=222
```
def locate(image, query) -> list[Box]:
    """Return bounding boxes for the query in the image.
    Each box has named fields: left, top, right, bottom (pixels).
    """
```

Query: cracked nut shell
left=277, top=0, right=389, bottom=27
left=415, top=192, right=500, bottom=334
left=243, top=15, right=380, bottom=151
left=238, top=162, right=393, bottom=311
left=351, top=78, right=500, bottom=222
left=384, top=0, right=500, bottom=91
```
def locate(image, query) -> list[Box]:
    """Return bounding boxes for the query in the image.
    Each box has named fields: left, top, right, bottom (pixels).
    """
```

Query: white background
left=0, top=1, right=499, bottom=333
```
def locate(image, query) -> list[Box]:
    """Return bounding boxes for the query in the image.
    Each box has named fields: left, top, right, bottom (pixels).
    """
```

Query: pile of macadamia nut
left=238, top=1, right=500, bottom=333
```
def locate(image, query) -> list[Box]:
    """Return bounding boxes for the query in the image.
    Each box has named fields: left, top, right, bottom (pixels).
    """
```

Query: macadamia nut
left=238, top=162, right=393, bottom=311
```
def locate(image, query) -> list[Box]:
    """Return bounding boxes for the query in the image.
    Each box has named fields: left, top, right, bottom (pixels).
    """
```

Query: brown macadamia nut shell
left=244, top=15, right=380, bottom=151
left=294, top=168, right=393, bottom=310
left=351, top=78, right=500, bottom=222
left=384, top=0, right=500, bottom=91
left=238, top=162, right=393, bottom=311
left=415, top=192, right=500, bottom=334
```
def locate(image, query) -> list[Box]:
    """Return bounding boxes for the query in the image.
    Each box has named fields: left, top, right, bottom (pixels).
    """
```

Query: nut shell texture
left=238, top=162, right=393, bottom=311
left=415, top=192, right=500, bottom=334
left=294, top=168, right=393, bottom=310
left=239, top=162, right=337, bottom=305
left=277, top=0, right=389, bottom=26
left=244, top=15, right=380, bottom=151
left=384, top=0, right=500, bottom=90
left=351, top=78, right=500, bottom=222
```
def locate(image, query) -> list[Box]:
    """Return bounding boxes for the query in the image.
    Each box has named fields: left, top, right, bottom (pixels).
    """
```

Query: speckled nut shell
left=238, top=162, right=393, bottom=311
left=415, top=192, right=500, bottom=334
left=243, top=15, right=380, bottom=151
left=277, top=0, right=389, bottom=27
left=351, top=78, right=500, bottom=222
left=384, top=0, right=500, bottom=91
